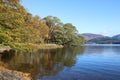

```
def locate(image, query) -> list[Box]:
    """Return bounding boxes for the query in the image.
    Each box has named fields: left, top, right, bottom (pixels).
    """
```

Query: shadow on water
left=0, top=46, right=85, bottom=79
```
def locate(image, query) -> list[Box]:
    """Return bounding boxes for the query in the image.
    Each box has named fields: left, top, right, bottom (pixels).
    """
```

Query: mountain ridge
left=80, top=33, right=106, bottom=40
left=80, top=33, right=120, bottom=44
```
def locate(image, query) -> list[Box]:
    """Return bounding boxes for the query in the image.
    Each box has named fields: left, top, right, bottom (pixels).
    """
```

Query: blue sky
left=20, top=0, right=120, bottom=36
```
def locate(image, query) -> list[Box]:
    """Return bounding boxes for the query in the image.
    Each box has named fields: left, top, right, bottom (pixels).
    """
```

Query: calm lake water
left=1, top=44, right=120, bottom=80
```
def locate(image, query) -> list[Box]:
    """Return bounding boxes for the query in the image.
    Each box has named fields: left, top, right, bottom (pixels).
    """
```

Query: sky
left=20, top=0, right=120, bottom=36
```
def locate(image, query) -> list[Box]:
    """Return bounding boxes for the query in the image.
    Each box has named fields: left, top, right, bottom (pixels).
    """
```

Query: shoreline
left=0, top=62, right=32, bottom=80
left=0, top=43, right=63, bottom=52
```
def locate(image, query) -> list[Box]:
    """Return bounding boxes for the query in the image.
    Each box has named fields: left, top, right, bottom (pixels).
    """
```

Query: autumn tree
left=0, top=0, right=49, bottom=50
left=21, top=14, right=48, bottom=43
left=0, top=0, right=27, bottom=43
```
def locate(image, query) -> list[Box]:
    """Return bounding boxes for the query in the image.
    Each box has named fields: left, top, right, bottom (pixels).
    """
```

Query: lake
left=1, top=44, right=120, bottom=80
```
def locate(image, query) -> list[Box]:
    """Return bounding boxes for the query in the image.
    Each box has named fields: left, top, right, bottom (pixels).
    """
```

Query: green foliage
left=0, top=33, right=12, bottom=43
left=49, top=23, right=86, bottom=45
left=43, top=16, right=63, bottom=43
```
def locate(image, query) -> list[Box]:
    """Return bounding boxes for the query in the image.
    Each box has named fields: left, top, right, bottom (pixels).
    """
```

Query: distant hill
left=80, top=33, right=120, bottom=44
left=112, top=34, right=120, bottom=40
left=88, top=34, right=120, bottom=44
left=80, top=33, right=105, bottom=40
left=88, top=36, right=112, bottom=44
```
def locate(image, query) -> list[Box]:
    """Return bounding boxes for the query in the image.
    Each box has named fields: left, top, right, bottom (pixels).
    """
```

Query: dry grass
left=0, top=43, right=63, bottom=52
left=38, top=44, right=63, bottom=49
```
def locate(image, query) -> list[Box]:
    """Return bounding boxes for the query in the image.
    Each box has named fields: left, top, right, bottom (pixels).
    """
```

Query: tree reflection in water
left=0, top=46, right=85, bottom=79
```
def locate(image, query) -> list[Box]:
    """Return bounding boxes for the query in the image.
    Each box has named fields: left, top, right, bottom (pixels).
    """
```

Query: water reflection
left=83, top=46, right=120, bottom=56
left=0, top=46, right=85, bottom=79
left=84, top=46, right=105, bottom=54
left=1, top=45, right=120, bottom=80
left=112, top=46, right=120, bottom=55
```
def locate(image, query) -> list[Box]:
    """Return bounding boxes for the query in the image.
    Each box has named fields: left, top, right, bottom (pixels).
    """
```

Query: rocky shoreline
left=0, top=62, right=32, bottom=80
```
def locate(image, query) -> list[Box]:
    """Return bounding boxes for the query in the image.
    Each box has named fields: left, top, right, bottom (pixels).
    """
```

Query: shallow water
left=1, top=44, right=120, bottom=80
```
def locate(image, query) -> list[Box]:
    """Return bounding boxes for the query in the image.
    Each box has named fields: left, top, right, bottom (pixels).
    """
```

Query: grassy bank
left=0, top=43, right=63, bottom=52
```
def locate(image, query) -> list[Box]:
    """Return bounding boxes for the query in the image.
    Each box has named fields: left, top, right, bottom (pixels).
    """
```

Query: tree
left=49, top=23, right=86, bottom=45
left=43, top=16, right=63, bottom=43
